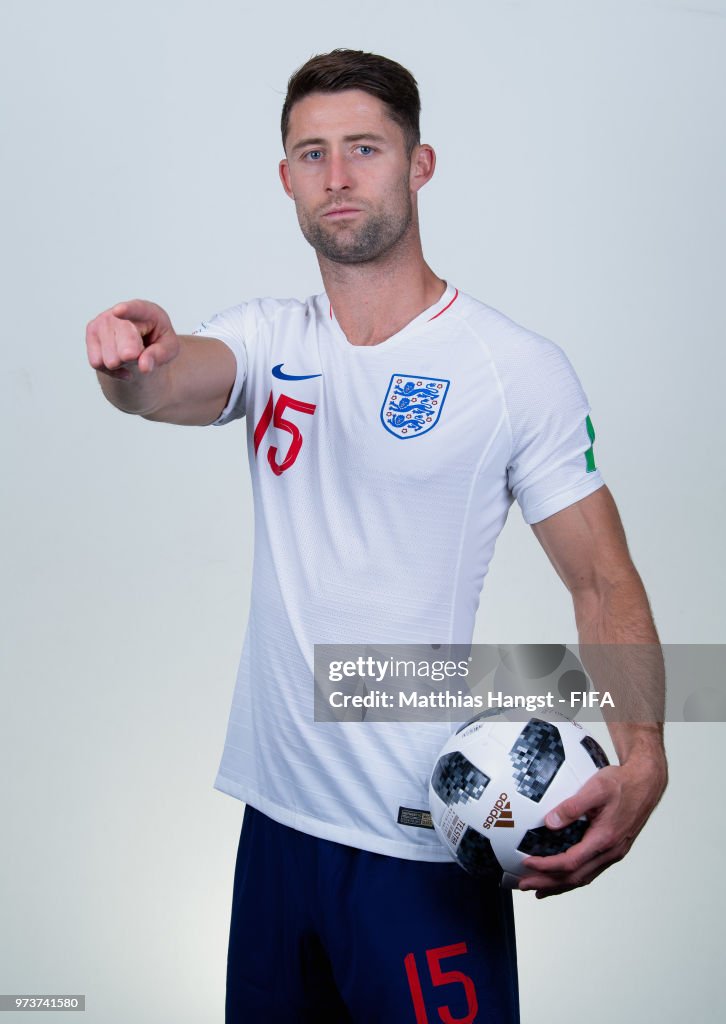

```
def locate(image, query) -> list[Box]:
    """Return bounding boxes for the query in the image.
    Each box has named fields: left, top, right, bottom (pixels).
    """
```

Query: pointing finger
left=111, top=299, right=161, bottom=336
left=113, top=318, right=145, bottom=364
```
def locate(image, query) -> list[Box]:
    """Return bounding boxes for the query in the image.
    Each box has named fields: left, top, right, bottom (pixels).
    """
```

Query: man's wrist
left=608, top=722, right=666, bottom=766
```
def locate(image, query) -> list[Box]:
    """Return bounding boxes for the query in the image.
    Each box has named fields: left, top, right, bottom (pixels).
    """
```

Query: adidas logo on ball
left=483, top=793, right=515, bottom=830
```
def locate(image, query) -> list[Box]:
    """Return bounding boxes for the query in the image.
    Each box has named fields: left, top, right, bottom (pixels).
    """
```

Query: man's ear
left=409, top=144, right=436, bottom=194
left=279, top=159, right=294, bottom=199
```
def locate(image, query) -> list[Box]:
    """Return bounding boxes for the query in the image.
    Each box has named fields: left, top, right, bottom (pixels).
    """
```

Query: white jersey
left=193, top=284, right=604, bottom=860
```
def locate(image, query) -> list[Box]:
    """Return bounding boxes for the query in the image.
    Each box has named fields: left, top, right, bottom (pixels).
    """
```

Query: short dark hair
left=281, top=49, right=421, bottom=154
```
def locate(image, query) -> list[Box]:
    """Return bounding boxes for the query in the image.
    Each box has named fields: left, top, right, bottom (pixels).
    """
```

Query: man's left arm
left=517, top=484, right=668, bottom=898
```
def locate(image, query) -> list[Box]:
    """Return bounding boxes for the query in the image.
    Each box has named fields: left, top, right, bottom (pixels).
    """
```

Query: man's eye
left=305, top=150, right=323, bottom=161
left=357, top=145, right=374, bottom=156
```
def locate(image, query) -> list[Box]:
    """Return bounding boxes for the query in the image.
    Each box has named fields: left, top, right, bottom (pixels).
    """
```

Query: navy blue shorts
left=226, top=805, right=519, bottom=1023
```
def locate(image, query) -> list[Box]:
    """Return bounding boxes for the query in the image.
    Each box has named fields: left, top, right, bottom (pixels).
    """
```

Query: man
left=86, top=49, right=667, bottom=1024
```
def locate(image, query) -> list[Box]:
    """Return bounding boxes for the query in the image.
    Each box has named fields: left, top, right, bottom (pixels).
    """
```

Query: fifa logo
left=483, top=793, right=515, bottom=830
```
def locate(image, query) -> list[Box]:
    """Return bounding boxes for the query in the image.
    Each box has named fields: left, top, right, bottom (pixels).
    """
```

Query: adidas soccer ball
left=428, top=712, right=610, bottom=887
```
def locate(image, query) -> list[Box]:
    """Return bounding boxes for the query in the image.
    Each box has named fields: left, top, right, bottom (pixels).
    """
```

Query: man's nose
left=324, top=151, right=353, bottom=192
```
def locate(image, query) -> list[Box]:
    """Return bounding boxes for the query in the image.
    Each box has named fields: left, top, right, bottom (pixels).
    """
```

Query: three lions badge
left=380, top=374, right=450, bottom=439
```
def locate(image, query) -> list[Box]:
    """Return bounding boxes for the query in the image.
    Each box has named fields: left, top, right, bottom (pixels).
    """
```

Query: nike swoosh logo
left=272, top=363, right=322, bottom=381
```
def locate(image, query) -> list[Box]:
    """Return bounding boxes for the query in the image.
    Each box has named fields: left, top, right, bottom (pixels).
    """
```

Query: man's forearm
left=87, top=300, right=237, bottom=426
left=95, top=334, right=236, bottom=426
left=523, top=492, right=668, bottom=893
left=572, top=571, right=666, bottom=766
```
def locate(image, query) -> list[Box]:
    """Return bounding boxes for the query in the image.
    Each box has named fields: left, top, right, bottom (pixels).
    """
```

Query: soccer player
left=86, top=49, right=668, bottom=1024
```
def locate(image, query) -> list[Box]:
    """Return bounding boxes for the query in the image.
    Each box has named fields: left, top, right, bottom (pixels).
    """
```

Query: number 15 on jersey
left=253, top=391, right=317, bottom=476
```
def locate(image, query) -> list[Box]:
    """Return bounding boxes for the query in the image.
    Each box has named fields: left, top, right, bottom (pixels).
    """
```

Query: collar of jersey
left=322, top=282, right=459, bottom=352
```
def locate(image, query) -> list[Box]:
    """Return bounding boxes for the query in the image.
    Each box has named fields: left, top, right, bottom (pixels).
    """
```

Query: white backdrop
left=1, top=0, right=724, bottom=1021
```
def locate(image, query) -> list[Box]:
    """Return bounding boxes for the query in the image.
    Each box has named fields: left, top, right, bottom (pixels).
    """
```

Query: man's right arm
left=86, top=298, right=237, bottom=426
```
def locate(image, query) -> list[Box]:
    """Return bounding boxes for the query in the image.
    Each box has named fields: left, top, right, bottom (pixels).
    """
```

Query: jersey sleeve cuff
left=207, top=333, right=246, bottom=425
left=190, top=301, right=251, bottom=425
left=520, top=472, right=606, bottom=525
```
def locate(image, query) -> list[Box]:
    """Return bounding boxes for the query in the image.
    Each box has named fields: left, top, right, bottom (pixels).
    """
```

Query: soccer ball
left=428, top=712, right=610, bottom=887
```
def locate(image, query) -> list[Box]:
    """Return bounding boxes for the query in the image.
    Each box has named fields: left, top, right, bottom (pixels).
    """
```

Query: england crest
left=380, top=374, right=450, bottom=439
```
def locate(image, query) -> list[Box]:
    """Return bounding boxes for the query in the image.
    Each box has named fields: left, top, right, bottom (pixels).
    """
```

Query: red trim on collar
left=428, top=287, right=459, bottom=321
left=329, top=287, right=459, bottom=324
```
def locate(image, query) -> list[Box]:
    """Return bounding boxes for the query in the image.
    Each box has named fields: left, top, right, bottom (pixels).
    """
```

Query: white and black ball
left=429, top=712, right=610, bottom=887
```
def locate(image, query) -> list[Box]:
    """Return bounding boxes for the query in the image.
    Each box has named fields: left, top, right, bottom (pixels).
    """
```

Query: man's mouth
left=323, top=207, right=362, bottom=218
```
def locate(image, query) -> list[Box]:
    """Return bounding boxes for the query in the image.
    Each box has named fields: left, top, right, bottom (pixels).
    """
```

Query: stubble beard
left=296, top=179, right=414, bottom=265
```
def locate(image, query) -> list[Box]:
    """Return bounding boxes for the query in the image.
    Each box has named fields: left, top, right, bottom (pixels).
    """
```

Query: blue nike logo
left=272, top=363, right=322, bottom=381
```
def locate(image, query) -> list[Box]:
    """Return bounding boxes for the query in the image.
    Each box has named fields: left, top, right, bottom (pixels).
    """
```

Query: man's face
left=279, top=90, right=426, bottom=265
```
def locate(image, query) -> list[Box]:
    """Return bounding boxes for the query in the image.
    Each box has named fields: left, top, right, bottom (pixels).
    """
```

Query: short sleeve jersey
left=193, top=284, right=605, bottom=861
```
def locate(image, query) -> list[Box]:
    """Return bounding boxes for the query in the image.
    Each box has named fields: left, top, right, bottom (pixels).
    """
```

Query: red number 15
left=404, top=944, right=478, bottom=1024
left=253, top=391, right=317, bottom=476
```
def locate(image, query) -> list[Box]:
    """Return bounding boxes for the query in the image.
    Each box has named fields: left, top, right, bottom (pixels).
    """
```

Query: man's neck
left=319, top=243, right=446, bottom=347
